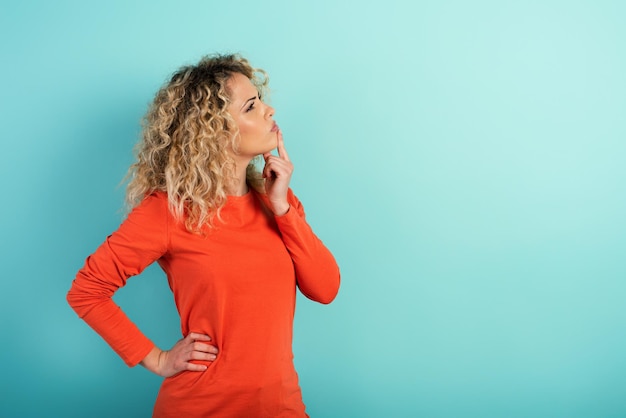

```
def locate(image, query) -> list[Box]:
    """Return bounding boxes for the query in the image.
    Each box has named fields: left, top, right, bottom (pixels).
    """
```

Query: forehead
left=227, top=73, right=256, bottom=105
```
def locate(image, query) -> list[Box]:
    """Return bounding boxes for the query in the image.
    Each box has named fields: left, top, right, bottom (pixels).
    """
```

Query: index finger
left=188, top=332, right=212, bottom=342
left=277, top=130, right=290, bottom=162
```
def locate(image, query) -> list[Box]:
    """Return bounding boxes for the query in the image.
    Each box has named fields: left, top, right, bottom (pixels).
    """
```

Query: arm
left=66, top=193, right=169, bottom=366
left=262, top=131, right=340, bottom=304
left=67, top=194, right=219, bottom=373
left=275, top=191, right=341, bottom=304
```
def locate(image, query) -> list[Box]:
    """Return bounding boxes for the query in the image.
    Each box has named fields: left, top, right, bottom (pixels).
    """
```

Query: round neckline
left=226, top=190, right=254, bottom=205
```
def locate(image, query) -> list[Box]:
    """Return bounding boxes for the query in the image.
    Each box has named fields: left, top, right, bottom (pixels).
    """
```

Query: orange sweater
left=67, top=189, right=340, bottom=417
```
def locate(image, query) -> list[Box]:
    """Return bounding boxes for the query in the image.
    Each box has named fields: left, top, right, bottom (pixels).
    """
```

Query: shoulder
left=134, top=191, right=168, bottom=211
left=124, top=192, right=169, bottom=226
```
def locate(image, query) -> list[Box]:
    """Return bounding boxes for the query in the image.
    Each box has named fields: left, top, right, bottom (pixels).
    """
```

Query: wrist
left=272, top=202, right=290, bottom=216
left=140, top=346, right=164, bottom=376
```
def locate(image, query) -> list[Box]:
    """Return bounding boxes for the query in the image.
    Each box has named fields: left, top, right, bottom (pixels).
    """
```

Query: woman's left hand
left=263, top=130, right=293, bottom=215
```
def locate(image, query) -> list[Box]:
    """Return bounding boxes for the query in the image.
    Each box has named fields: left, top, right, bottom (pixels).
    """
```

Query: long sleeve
left=67, top=193, right=169, bottom=366
left=274, top=190, right=340, bottom=304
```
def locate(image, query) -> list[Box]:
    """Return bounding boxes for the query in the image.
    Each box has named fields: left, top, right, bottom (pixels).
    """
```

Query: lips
left=271, top=122, right=279, bottom=132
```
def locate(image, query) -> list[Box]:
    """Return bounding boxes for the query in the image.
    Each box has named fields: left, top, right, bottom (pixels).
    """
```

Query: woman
left=67, top=54, right=340, bottom=417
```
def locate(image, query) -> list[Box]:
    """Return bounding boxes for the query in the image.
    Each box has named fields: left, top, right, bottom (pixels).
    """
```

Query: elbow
left=66, top=286, right=84, bottom=317
left=66, top=284, right=77, bottom=309
left=319, top=274, right=341, bottom=305
left=66, top=280, right=102, bottom=318
left=317, top=291, right=338, bottom=305
left=302, top=288, right=338, bottom=305
left=300, top=269, right=341, bottom=305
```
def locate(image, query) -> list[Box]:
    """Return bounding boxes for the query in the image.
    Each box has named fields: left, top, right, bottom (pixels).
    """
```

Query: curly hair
left=125, top=54, right=269, bottom=232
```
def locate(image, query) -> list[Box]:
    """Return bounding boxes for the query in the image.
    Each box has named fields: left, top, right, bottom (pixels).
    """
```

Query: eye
left=245, top=101, right=255, bottom=113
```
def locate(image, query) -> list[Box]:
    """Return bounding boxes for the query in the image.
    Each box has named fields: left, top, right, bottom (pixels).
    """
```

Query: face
left=227, top=72, right=278, bottom=161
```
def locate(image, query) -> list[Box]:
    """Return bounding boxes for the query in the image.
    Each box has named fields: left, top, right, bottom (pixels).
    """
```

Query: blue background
left=1, top=1, right=625, bottom=417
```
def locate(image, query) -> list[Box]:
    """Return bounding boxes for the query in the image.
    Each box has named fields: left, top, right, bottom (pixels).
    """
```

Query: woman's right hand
left=140, top=333, right=218, bottom=377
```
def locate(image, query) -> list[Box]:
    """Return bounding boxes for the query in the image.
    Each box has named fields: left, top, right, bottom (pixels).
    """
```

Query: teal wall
left=2, top=1, right=625, bottom=417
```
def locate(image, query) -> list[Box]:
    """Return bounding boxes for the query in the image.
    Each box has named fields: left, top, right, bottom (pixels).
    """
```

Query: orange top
left=67, top=189, right=340, bottom=417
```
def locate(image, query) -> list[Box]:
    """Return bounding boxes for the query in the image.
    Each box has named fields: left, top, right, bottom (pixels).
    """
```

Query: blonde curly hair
left=125, top=54, right=268, bottom=232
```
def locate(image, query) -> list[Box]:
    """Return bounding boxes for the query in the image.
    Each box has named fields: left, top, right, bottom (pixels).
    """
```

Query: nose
left=266, top=104, right=275, bottom=119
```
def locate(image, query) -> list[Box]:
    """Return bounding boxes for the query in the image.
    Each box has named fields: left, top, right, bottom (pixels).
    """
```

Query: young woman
left=67, top=54, right=340, bottom=417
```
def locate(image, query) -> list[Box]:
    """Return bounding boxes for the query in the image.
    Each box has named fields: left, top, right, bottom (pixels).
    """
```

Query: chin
left=263, top=139, right=277, bottom=153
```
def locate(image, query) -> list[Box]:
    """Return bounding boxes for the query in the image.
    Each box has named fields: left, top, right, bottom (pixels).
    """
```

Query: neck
left=229, top=158, right=252, bottom=196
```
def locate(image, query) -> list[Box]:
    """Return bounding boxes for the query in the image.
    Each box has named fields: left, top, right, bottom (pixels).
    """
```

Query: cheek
left=236, top=119, right=255, bottom=136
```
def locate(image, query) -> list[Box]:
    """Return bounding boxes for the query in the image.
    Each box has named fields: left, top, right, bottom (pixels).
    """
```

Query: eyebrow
left=240, top=95, right=257, bottom=111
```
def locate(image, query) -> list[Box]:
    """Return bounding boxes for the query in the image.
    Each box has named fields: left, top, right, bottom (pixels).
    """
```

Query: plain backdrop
left=1, top=1, right=625, bottom=417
